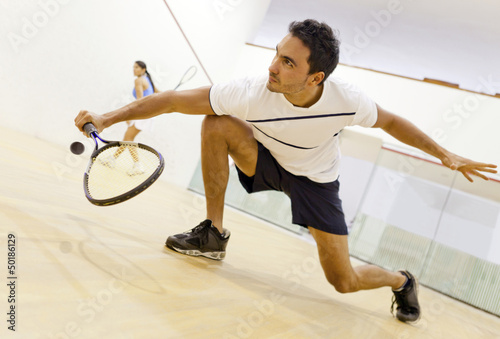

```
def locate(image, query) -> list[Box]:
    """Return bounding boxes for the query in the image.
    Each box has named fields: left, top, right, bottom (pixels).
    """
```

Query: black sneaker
left=391, top=270, right=421, bottom=323
left=165, top=219, right=230, bottom=260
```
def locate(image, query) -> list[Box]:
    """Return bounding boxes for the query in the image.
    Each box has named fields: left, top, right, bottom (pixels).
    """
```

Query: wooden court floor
left=1, top=125, right=500, bottom=339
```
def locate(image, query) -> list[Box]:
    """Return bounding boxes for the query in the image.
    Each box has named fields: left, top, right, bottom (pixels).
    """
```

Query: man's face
left=267, top=34, right=312, bottom=94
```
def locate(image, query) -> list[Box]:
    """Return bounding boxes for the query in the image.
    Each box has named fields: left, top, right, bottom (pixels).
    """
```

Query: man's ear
left=309, top=71, right=325, bottom=86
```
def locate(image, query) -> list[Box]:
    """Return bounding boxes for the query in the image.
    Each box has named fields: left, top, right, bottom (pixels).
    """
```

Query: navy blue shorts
left=235, top=142, right=348, bottom=235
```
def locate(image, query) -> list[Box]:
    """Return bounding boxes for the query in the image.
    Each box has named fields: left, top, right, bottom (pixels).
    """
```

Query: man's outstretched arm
left=75, top=86, right=215, bottom=134
left=372, top=104, right=497, bottom=182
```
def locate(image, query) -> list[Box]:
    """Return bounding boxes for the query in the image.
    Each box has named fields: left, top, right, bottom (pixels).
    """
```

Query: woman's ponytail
left=135, top=60, right=156, bottom=92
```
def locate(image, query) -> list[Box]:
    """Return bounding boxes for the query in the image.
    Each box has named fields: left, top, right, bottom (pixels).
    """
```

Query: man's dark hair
left=288, top=19, right=340, bottom=85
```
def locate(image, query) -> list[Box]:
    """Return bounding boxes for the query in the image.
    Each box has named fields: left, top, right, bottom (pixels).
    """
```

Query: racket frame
left=82, top=124, right=165, bottom=206
left=173, top=65, right=197, bottom=90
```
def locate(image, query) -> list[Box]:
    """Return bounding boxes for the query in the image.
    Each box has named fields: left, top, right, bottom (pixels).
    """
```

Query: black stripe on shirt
left=247, top=112, right=355, bottom=123
left=252, top=125, right=318, bottom=150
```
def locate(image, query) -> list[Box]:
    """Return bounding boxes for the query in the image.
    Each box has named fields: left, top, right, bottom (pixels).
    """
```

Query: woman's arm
left=134, top=77, right=144, bottom=99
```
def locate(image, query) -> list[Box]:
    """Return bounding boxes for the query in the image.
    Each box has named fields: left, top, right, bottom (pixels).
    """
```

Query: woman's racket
left=82, top=122, right=164, bottom=206
left=173, top=65, right=197, bottom=90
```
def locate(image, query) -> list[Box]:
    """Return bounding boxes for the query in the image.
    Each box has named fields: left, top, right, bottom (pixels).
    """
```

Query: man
left=75, top=20, right=497, bottom=323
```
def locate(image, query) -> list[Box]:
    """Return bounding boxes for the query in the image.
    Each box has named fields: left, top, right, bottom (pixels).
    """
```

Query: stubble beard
left=266, top=76, right=307, bottom=94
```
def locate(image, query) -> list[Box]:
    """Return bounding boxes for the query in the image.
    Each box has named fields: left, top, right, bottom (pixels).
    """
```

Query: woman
left=126, top=60, right=159, bottom=141
left=102, top=61, right=159, bottom=175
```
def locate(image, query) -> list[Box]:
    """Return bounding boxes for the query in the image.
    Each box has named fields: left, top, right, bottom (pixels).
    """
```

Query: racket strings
left=86, top=144, right=161, bottom=200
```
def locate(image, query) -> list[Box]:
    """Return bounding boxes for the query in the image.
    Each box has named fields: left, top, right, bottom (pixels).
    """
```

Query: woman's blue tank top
left=133, top=76, right=154, bottom=99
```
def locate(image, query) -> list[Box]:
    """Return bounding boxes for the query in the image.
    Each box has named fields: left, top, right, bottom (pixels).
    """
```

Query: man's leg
left=309, top=227, right=420, bottom=322
left=201, top=115, right=258, bottom=232
left=165, top=115, right=257, bottom=260
left=308, top=227, right=406, bottom=292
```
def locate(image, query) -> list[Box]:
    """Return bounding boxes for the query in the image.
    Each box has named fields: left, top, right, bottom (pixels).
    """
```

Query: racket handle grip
left=83, top=122, right=98, bottom=136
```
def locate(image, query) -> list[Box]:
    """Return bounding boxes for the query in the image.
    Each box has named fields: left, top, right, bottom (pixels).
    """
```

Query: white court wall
left=0, top=0, right=499, bottom=190
left=0, top=0, right=271, bottom=188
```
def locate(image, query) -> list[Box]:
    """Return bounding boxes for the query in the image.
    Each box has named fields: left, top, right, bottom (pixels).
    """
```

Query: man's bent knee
left=201, top=115, right=257, bottom=176
left=202, top=115, right=226, bottom=137
left=325, top=274, right=359, bottom=294
left=202, top=115, right=249, bottom=140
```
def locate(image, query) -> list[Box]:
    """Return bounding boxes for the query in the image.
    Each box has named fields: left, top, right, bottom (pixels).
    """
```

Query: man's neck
left=284, top=84, right=324, bottom=108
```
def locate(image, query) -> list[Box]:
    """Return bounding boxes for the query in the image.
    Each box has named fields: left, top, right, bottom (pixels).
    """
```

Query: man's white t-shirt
left=209, top=75, right=378, bottom=183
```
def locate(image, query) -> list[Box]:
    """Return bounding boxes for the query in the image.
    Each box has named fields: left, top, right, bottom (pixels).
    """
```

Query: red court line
left=162, top=1, right=213, bottom=85
left=381, top=146, right=442, bottom=166
left=382, top=146, right=500, bottom=183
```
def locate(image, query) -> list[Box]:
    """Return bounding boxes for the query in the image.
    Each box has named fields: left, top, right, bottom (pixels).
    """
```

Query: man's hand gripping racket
left=80, top=122, right=164, bottom=206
